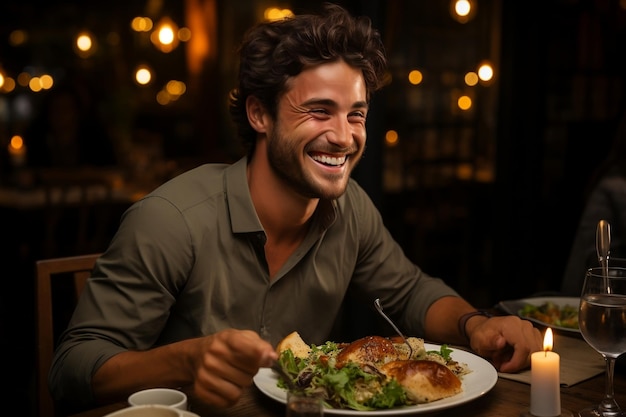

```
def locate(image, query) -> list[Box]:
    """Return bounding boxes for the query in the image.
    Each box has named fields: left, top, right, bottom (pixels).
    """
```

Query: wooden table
left=70, top=365, right=626, bottom=417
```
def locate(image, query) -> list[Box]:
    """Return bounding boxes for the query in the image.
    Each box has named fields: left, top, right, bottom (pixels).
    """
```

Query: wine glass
left=286, top=391, right=324, bottom=417
left=578, top=266, right=626, bottom=417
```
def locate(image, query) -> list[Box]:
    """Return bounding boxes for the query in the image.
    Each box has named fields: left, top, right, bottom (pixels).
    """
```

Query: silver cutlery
left=374, top=298, right=413, bottom=359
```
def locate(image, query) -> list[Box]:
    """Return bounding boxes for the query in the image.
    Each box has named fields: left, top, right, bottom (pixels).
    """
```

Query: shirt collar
left=224, top=156, right=339, bottom=234
left=225, top=157, right=264, bottom=234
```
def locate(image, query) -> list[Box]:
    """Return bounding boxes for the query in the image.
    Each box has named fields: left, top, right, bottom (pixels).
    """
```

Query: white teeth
left=311, top=154, right=346, bottom=166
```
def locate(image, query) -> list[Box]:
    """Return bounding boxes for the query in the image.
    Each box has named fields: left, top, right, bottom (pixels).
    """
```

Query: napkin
left=498, top=334, right=605, bottom=387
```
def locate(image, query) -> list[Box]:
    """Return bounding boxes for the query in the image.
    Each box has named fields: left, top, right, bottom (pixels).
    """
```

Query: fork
left=374, top=298, right=413, bottom=359
left=271, top=362, right=302, bottom=392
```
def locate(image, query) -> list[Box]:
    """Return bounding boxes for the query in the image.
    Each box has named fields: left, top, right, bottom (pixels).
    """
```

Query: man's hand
left=193, top=329, right=278, bottom=408
left=468, top=315, right=542, bottom=373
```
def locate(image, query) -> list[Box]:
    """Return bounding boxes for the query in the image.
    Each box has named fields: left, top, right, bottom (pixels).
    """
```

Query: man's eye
left=309, top=109, right=328, bottom=115
left=349, top=111, right=366, bottom=120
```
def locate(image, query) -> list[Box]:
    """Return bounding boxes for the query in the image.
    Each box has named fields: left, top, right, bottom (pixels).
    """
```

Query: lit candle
left=530, top=328, right=561, bottom=417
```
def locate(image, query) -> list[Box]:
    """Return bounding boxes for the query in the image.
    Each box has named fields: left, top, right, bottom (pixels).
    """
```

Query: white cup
left=105, top=404, right=183, bottom=417
left=128, top=388, right=188, bottom=410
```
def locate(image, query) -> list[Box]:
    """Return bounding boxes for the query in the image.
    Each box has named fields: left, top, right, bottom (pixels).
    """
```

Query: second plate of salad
left=497, top=296, right=580, bottom=334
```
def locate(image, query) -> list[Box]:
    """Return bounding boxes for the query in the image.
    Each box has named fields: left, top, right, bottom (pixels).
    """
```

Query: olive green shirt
left=49, top=157, right=458, bottom=408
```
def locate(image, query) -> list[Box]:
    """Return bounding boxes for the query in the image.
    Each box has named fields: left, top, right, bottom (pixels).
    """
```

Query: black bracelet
left=458, top=310, right=493, bottom=341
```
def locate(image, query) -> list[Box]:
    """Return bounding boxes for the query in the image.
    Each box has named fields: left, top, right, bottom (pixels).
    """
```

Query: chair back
left=35, top=253, right=101, bottom=417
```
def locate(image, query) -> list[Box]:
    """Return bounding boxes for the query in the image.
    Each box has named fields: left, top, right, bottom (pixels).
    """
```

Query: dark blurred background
left=1, top=0, right=625, bottom=413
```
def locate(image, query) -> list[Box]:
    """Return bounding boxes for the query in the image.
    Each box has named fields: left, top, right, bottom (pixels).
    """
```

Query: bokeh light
left=457, top=95, right=472, bottom=110
left=385, top=130, right=399, bottom=147
left=408, top=70, right=423, bottom=85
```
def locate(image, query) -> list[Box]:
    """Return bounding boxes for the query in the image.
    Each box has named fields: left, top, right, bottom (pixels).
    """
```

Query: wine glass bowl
left=578, top=266, right=626, bottom=417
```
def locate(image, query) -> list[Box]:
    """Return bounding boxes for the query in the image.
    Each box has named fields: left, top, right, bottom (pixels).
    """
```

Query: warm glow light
left=9, top=30, right=28, bottom=46
left=40, top=74, right=54, bottom=89
left=543, top=327, right=554, bottom=351
left=156, top=90, right=171, bottom=105
left=450, top=0, right=476, bottom=23
left=165, top=80, right=186, bottom=96
left=1, top=77, right=16, bottom=93
left=464, top=71, right=478, bottom=86
left=75, top=31, right=96, bottom=58
left=408, top=70, right=423, bottom=85
left=9, top=135, right=24, bottom=151
left=131, top=16, right=153, bottom=32
left=76, top=34, right=92, bottom=51
left=151, top=17, right=179, bottom=53
left=456, top=164, right=474, bottom=181
left=455, top=0, right=471, bottom=16
left=156, top=80, right=187, bottom=105
left=135, top=66, right=152, bottom=85
left=478, top=62, right=494, bottom=82
left=29, top=77, right=43, bottom=92
left=17, top=72, right=31, bottom=87
left=458, top=95, right=472, bottom=110
left=159, top=26, right=175, bottom=45
left=8, top=135, right=26, bottom=166
left=0, top=73, right=4, bottom=89
left=385, top=130, right=399, bottom=146
left=457, top=163, right=473, bottom=180
left=264, top=7, right=294, bottom=21
left=178, top=27, right=191, bottom=42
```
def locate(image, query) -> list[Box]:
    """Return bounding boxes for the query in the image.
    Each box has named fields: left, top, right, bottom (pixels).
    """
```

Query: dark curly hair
left=228, top=3, right=388, bottom=155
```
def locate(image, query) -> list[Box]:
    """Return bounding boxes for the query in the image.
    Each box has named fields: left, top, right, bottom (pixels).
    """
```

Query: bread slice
left=381, top=360, right=462, bottom=403
left=336, top=335, right=398, bottom=367
left=276, top=331, right=311, bottom=359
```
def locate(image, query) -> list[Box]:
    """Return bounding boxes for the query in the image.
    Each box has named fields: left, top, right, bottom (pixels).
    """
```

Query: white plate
left=253, top=343, right=497, bottom=415
left=497, top=296, right=580, bottom=334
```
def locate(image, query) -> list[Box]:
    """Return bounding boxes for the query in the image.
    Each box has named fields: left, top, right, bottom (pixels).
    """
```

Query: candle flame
left=543, top=327, right=553, bottom=352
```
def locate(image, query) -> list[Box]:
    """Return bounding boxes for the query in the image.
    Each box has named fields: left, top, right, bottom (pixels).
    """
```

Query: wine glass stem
left=599, top=356, right=621, bottom=414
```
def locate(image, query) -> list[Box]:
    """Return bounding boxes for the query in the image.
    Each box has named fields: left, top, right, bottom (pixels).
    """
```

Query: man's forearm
left=423, top=296, right=483, bottom=345
left=92, top=338, right=200, bottom=405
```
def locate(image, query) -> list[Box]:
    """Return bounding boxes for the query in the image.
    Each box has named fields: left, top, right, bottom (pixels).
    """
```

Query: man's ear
left=246, top=95, right=269, bottom=133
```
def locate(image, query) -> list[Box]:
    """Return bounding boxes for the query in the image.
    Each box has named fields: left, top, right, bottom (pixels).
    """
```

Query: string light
left=135, top=65, right=153, bottom=86
left=408, top=70, right=423, bottom=85
left=450, top=0, right=476, bottom=23
left=151, top=17, right=179, bottom=53
left=477, top=61, right=495, bottom=84
left=74, top=31, right=96, bottom=58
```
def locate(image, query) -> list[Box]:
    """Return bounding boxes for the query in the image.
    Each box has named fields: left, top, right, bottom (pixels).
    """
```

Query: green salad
left=519, top=301, right=579, bottom=329
left=276, top=337, right=461, bottom=411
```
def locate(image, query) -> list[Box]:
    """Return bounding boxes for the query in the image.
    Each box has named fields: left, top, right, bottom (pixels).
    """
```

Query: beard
left=266, top=125, right=363, bottom=200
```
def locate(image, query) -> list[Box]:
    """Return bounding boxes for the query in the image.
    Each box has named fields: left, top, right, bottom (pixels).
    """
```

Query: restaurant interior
left=1, top=0, right=626, bottom=413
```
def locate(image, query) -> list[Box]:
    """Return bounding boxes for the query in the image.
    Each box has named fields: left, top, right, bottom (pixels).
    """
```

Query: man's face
left=266, top=60, right=368, bottom=200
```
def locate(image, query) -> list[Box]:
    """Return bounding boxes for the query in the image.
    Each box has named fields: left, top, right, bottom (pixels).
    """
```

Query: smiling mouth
left=310, top=153, right=347, bottom=167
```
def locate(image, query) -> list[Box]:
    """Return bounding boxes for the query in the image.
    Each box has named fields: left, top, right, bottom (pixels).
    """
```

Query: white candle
left=530, top=328, right=561, bottom=417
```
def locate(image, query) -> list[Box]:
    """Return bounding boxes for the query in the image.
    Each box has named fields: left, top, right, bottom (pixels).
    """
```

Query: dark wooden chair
left=35, top=253, right=101, bottom=417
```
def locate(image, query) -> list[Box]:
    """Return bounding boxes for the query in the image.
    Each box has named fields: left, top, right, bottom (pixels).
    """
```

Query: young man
left=49, top=3, right=541, bottom=412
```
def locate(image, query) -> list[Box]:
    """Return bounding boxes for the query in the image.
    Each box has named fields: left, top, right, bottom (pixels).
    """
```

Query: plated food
left=497, top=296, right=581, bottom=334
left=272, top=332, right=470, bottom=411
left=519, top=301, right=578, bottom=329
left=254, top=341, right=497, bottom=416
